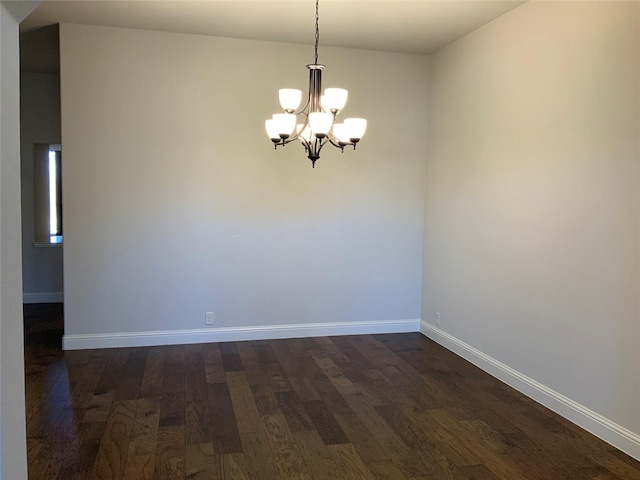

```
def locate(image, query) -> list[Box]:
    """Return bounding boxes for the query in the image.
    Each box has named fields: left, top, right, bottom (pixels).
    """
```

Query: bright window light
left=49, top=149, right=58, bottom=238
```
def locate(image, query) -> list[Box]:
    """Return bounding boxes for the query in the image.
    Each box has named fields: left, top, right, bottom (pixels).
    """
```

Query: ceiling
left=21, top=0, right=526, bottom=56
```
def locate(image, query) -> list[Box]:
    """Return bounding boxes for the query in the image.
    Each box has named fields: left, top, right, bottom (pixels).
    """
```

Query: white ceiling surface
left=21, top=0, right=526, bottom=55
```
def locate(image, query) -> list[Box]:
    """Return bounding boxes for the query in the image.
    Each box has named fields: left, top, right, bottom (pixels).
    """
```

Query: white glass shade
left=272, top=113, right=296, bottom=136
left=265, top=119, right=280, bottom=139
left=309, top=112, right=333, bottom=135
left=323, top=88, right=348, bottom=112
left=344, top=118, right=367, bottom=139
left=279, top=89, right=303, bottom=112
left=331, top=123, right=350, bottom=144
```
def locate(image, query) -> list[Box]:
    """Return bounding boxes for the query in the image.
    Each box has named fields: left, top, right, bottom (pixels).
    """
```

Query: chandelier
left=265, top=0, right=367, bottom=168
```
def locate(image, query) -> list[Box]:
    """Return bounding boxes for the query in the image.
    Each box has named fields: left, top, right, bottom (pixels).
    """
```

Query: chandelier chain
left=314, top=0, right=319, bottom=64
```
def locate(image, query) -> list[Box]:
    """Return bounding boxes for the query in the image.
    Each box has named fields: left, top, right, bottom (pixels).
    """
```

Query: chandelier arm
left=308, top=136, right=329, bottom=157
left=327, top=138, right=351, bottom=148
left=290, top=101, right=310, bottom=117
left=279, top=135, right=300, bottom=146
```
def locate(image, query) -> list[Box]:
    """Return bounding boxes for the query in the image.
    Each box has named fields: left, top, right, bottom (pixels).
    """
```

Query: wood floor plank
left=164, top=345, right=185, bottom=365
left=283, top=338, right=314, bottom=359
left=67, top=355, right=107, bottom=411
left=462, top=381, right=602, bottom=476
left=309, top=349, right=385, bottom=410
left=236, top=342, right=260, bottom=369
left=185, top=350, right=213, bottom=446
left=262, top=411, right=314, bottom=480
left=353, top=405, right=436, bottom=478
left=185, top=349, right=208, bottom=403
left=292, top=429, right=343, bottom=480
left=266, top=362, right=294, bottom=393
left=139, top=347, right=166, bottom=398
left=219, top=342, right=244, bottom=373
left=129, top=398, right=161, bottom=455
left=121, top=454, right=155, bottom=480
left=333, top=411, right=390, bottom=464
left=31, top=405, right=83, bottom=480
left=62, top=421, right=107, bottom=480
left=26, top=362, right=73, bottom=437
left=580, top=452, right=640, bottom=480
left=28, top=440, right=65, bottom=480
left=163, top=361, right=186, bottom=395
left=457, top=465, right=501, bottom=480
left=393, top=405, right=482, bottom=468
left=579, top=465, right=623, bottom=480
left=114, top=349, right=147, bottom=401
left=329, top=443, right=376, bottom=480
left=343, top=366, right=418, bottom=409
left=252, top=343, right=279, bottom=366
left=82, top=391, right=114, bottom=424
left=25, top=358, right=67, bottom=424
left=227, top=371, right=263, bottom=435
left=91, top=399, right=137, bottom=480
left=348, top=336, right=453, bottom=410
left=269, top=335, right=320, bottom=400
left=124, top=397, right=160, bottom=479
left=329, top=336, right=379, bottom=372
left=203, top=343, right=226, bottom=384
left=240, top=431, right=282, bottom=480
left=208, top=382, right=243, bottom=454
left=427, top=408, right=555, bottom=480
left=367, top=460, right=410, bottom=480
left=185, top=400, right=212, bottom=446
left=242, top=364, right=270, bottom=388
left=27, top=437, right=45, bottom=465
left=155, top=425, right=186, bottom=480
left=186, top=401, right=212, bottom=447
left=304, top=374, right=353, bottom=417
left=457, top=418, right=516, bottom=455
left=159, top=391, right=185, bottom=428
left=275, top=390, right=315, bottom=432
left=250, top=383, right=279, bottom=417
left=185, top=442, right=220, bottom=479
left=374, top=404, right=464, bottom=478
left=222, top=453, right=250, bottom=480
left=302, top=399, right=350, bottom=446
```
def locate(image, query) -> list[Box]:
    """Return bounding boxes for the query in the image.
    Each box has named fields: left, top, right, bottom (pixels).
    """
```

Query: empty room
left=2, top=0, right=640, bottom=478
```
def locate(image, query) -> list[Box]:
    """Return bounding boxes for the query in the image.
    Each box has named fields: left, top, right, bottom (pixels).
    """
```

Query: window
left=34, top=144, right=62, bottom=245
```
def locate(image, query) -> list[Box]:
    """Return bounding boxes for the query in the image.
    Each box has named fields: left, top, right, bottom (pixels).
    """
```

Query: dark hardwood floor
left=24, top=304, right=640, bottom=479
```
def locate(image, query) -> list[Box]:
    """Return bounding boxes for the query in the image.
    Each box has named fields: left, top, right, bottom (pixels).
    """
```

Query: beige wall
left=1, top=2, right=36, bottom=478
left=423, top=0, right=640, bottom=436
left=20, top=73, right=64, bottom=302
left=60, top=25, right=428, bottom=339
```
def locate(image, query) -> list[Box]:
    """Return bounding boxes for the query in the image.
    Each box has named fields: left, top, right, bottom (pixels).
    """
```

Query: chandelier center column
left=307, top=64, right=324, bottom=113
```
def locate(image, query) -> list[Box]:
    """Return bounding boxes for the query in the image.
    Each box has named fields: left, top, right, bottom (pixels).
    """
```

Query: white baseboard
left=420, top=320, right=640, bottom=462
left=23, top=291, right=64, bottom=304
left=62, top=318, right=420, bottom=351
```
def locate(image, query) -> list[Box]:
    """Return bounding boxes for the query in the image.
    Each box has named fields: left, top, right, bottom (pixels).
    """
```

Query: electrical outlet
left=205, top=312, right=214, bottom=325
left=435, top=312, right=441, bottom=327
